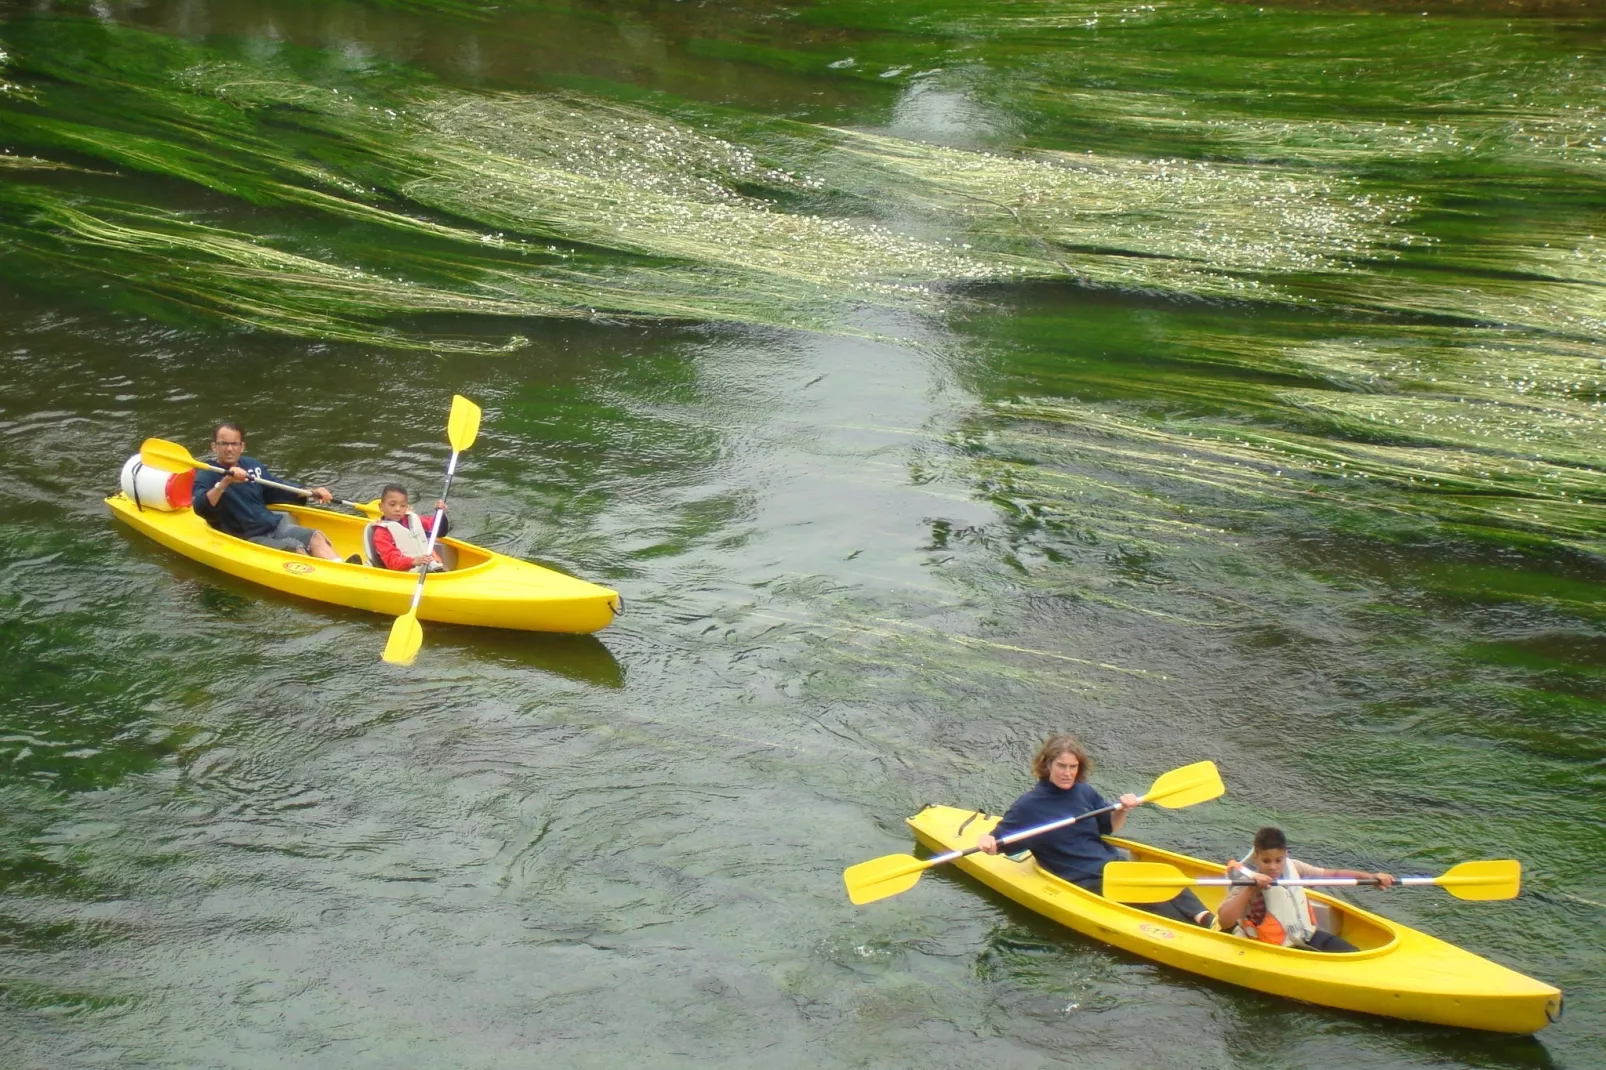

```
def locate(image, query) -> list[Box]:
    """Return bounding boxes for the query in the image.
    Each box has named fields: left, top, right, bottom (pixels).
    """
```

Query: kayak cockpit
left=267, top=504, right=492, bottom=572
left=1110, top=837, right=1397, bottom=952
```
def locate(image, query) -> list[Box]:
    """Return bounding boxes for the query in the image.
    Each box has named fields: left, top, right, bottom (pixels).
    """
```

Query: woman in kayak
left=977, top=734, right=1216, bottom=928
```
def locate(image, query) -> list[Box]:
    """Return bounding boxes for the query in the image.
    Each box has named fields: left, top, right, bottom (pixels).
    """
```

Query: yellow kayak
left=107, top=493, right=621, bottom=634
left=907, top=805, right=1561, bottom=1034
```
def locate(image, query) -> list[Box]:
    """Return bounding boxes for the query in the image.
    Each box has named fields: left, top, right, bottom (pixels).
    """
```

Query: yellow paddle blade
left=381, top=611, right=424, bottom=666
left=1143, top=760, right=1225, bottom=809
left=353, top=498, right=382, bottom=517
left=1102, top=861, right=1191, bottom=903
left=843, top=853, right=931, bottom=906
left=139, top=437, right=209, bottom=472
left=1437, top=859, right=1521, bottom=901
left=448, top=394, right=482, bottom=454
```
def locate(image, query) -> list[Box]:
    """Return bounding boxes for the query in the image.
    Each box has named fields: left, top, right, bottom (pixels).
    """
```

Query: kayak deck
left=107, top=495, right=620, bottom=634
left=907, top=805, right=1560, bottom=1033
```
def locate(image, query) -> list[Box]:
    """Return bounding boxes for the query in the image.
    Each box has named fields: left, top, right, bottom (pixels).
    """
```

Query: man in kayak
left=370, top=484, right=449, bottom=571
left=1216, top=827, right=1394, bottom=951
left=191, top=421, right=341, bottom=560
left=977, top=734, right=1217, bottom=929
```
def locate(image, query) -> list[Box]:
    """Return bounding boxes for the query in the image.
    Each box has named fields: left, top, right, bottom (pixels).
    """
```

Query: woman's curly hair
left=1030, top=734, right=1092, bottom=782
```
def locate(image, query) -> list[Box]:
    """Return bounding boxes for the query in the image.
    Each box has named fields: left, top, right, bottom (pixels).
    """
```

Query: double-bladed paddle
left=1102, top=859, right=1521, bottom=903
left=843, top=760, right=1225, bottom=906
left=381, top=394, right=482, bottom=667
left=138, top=437, right=378, bottom=516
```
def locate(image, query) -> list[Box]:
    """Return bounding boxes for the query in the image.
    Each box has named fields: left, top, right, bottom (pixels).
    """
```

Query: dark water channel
left=2, top=1, right=1603, bottom=1067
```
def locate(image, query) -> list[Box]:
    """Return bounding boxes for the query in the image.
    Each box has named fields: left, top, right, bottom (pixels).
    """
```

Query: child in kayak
left=1217, top=826, right=1395, bottom=952
left=370, top=484, right=450, bottom=571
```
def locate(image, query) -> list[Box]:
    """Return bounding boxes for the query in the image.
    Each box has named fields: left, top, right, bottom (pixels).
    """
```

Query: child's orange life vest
left=1236, top=856, right=1319, bottom=948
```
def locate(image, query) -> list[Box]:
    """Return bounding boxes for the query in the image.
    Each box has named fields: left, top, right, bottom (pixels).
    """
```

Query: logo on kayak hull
left=282, top=561, right=315, bottom=575
left=1138, top=923, right=1176, bottom=940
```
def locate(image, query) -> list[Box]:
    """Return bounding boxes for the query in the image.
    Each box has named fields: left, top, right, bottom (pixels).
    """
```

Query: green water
left=2, top=0, right=1602, bottom=1065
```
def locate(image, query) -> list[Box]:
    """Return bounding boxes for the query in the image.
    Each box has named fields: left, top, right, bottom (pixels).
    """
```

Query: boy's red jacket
left=372, top=513, right=449, bottom=570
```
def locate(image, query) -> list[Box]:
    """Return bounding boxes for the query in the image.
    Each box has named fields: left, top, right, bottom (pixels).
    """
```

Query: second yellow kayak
left=907, top=805, right=1560, bottom=1033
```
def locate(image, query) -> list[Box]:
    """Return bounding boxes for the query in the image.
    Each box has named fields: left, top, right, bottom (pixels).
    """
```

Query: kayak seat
left=1310, top=899, right=1337, bottom=936
left=361, top=522, right=383, bottom=568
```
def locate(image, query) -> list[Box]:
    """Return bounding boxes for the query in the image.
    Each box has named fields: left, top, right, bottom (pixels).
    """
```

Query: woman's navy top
left=991, top=779, right=1118, bottom=884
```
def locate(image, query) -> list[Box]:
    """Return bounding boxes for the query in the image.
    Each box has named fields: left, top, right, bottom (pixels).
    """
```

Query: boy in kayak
left=370, top=484, right=450, bottom=571
left=1217, top=827, right=1395, bottom=952
left=192, top=421, right=340, bottom=560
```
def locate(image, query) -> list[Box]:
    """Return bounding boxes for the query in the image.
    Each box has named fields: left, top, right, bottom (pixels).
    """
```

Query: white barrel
left=120, top=454, right=195, bottom=511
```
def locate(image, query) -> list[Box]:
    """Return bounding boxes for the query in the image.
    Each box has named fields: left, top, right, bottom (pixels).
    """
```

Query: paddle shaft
left=402, top=447, right=463, bottom=614
left=198, top=458, right=369, bottom=511
left=922, top=800, right=1126, bottom=870
left=1198, top=877, right=1425, bottom=889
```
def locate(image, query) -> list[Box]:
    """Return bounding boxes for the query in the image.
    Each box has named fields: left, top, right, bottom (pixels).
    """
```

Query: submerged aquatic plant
left=0, top=152, right=74, bottom=170
left=0, top=15, right=1420, bottom=346
left=6, top=7, right=1594, bottom=347
left=399, top=92, right=1020, bottom=292
left=813, top=127, right=1406, bottom=299
left=936, top=310, right=1606, bottom=575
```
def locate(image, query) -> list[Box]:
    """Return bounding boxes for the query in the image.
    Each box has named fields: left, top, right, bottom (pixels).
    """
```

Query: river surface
left=2, top=1, right=1603, bottom=1067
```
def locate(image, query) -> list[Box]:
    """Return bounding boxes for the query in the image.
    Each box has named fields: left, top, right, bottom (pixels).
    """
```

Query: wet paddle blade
left=381, top=611, right=423, bottom=666
left=140, top=437, right=207, bottom=471
left=843, top=853, right=930, bottom=905
left=448, top=394, right=482, bottom=454
left=1437, top=859, right=1521, bottom=901
left=1102, top=861, right=1191, bottom=903
left=1142, top=760, right=1225, bottom=809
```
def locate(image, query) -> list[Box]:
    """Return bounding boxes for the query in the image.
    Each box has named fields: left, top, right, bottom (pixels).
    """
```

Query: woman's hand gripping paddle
left=1103, top=859, right=1521, bottom=903
left=139, top=438, right=379, bottom=516
left=381, top=394, right=482, bottom=667
left=843, top=760, right=1224, bottom=906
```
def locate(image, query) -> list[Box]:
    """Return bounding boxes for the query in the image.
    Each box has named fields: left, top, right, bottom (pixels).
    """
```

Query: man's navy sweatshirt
left=192, top=456, right=304, bottom=539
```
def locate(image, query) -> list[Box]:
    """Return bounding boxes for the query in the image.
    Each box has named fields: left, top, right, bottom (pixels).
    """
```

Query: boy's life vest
left=376, top=511, right=445, bottom=572
left=1233, top=853, right=1319, bottom=948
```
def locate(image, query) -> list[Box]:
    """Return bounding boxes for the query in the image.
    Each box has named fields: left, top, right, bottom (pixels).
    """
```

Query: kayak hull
left=108, top=495, right=620, bottom=635
left=907, top=805, right=1560, bottom=1034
